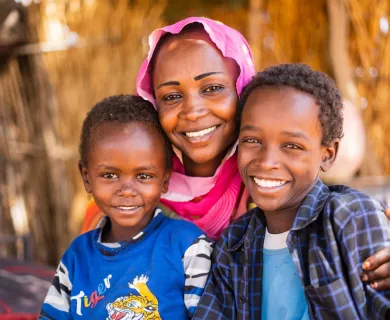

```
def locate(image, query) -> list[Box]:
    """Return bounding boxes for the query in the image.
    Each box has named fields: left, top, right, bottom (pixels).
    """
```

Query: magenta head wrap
left=136, top=16, right=255, bottom=106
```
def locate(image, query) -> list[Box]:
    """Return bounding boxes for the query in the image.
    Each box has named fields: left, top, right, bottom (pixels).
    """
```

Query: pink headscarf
left=136, top=17, right=255, bottom=239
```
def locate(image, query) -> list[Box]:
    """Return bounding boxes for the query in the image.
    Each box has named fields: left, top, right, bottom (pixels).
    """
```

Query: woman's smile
left=153, top=31, right=239, bottom=176
left=179, top=124, right=220, bottom=145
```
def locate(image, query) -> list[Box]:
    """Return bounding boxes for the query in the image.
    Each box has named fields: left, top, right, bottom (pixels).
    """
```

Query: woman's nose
left=179, top=94, right=209, bottom=121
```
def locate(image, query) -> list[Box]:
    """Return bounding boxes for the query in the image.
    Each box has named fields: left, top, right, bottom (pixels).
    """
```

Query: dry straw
left=1, top=0, right=389, bottom=264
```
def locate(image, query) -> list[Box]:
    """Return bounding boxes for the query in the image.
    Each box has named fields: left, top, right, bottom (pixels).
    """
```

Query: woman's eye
left=137, top=173, right=152, bottom=180
left=162, top=93, right=181, bottom=101
left=204, top=85, right=223, bottom=93
left=101, top=173, right=118, bottom=179
left=244, top=138, right=259, bottom=143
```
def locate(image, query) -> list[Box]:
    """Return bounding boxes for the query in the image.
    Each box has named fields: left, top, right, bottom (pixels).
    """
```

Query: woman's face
left=152, top=32, right=239, bottom=177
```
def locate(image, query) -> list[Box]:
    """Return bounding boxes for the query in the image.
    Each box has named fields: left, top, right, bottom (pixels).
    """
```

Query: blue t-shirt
left=40, top=209, right=213, bottom=319
left=261, top=247, right=310, bottom=320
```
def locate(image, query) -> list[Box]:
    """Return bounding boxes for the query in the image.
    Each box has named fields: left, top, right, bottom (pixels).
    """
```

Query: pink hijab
left=136, top=17, right=255, bottom=239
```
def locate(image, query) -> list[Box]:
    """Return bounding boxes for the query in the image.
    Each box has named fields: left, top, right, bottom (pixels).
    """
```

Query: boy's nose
left=179, top=94, right=209, bottom=121
left=255, top=147, right=281, bottom=171
left=118, top=181, right=137, bottom=197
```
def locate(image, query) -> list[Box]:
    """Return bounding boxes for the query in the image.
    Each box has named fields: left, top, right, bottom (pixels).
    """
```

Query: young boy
left=193, top=64, right=390, bottom=320
left=39, top=95, right=213, bottom=319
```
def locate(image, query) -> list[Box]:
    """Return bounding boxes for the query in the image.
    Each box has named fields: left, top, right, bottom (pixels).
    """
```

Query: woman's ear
left=320, top=139, right=339, bottom=172
left=78, top=161, right=92, bottom=193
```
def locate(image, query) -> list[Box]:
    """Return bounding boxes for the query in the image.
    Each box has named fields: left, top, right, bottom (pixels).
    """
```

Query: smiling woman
left=133, top=18, right=256, bottom=239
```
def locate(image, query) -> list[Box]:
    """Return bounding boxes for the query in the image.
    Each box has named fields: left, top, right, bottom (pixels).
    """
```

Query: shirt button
left=239, top=295, right=247, bottom=304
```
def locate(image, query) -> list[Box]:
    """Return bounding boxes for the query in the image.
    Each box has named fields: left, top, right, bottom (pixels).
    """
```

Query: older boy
left=193, top=64, right=390, bottom=320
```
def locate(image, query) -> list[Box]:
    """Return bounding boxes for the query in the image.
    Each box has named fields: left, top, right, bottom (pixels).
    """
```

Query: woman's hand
left=360, top=208, right=390, bottom=290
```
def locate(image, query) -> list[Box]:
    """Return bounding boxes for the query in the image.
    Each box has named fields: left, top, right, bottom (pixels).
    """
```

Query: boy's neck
left=101, top=214, right=154, bottom=243
left=263, top=203, right=301, bottom=234
left=263, top=178, right=320, bottom=234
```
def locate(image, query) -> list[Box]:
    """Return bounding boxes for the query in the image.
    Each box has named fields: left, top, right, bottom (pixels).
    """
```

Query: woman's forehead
left=153, top=32, right=239, bottom=78
left=157, top=30, right=218, bottom=57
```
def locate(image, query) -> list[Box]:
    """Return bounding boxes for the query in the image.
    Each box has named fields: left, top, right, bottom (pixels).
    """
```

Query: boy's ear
left=162, top=170, right=172, bottom=194
left=78, top=160, right=92, bottom=193
left=320, top=139, right=339, bottom=172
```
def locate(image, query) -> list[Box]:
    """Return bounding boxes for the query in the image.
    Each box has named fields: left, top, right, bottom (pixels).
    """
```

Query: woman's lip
left=178, top=124, right=220, bottom=135
left=177, top=125, right=221, bottom=145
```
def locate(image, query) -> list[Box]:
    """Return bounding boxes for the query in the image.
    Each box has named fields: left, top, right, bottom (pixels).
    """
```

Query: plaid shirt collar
left=226, top=179, right=330, bottom=252
left=226, top=207, right=265, bottom=252
left=291, top=179, right=330, bottom=230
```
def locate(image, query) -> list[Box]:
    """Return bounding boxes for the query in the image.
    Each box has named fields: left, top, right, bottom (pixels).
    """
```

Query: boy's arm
left=339, top=202, right=390, bottom=319
left=182, top=235, right=213, bottom=317
left=192, top=237, right=236, bottom=320
left=39, top=250, right=74, bottom=319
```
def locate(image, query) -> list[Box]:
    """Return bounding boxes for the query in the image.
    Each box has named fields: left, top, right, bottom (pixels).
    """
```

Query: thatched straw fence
left=1, top=0, right=389, bottom=265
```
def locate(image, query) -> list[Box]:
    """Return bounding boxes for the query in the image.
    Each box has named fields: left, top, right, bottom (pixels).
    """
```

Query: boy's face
left=238, top=86, right=337, bottom=216
left=80, top=122, right=171, bottom=241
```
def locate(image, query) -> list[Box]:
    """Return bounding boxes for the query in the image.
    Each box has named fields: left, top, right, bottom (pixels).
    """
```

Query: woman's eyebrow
left=157, top=80, right=180, bottom=89
left=194, top=72, right=223, bottom=81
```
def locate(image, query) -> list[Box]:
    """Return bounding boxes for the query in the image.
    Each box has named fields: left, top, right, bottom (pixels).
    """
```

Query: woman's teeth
left=185, top=126, right=217, bottom=138
left=253, top=177, right=287, bottom=188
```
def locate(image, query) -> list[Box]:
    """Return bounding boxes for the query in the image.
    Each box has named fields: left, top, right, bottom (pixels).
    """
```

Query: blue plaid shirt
left=193, top=179, right=390, bottom=320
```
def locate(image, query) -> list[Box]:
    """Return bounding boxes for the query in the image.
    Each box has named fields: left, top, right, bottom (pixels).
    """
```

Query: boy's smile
left=80, top=122, right=170, bottom=242
left=238, top=87, right=336, bottom=233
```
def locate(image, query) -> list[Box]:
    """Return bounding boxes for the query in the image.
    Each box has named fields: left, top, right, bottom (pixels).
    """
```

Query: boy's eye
left=137, top=173, right=152, bottom=180
left=285, top=144, right=302, bottom=150
left=101, top=173, right=118, bottom=179
left=203, top=85, right=223, bottom=93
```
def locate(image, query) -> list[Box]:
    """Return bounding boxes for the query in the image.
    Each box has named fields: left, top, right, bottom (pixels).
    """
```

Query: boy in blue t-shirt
left=193, top=64, right=390, bottom=319
left=40, top=95, right=213, bottom=319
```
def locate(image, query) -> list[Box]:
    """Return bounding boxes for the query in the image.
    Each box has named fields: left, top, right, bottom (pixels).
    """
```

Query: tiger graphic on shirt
left=106, top=275, right=161, bottom=320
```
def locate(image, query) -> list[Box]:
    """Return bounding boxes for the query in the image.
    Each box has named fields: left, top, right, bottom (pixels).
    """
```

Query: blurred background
left=1, top=0, right=390, bottom=271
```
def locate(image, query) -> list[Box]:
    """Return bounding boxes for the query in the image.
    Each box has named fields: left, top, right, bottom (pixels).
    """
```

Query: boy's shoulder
left=324, top=184, right=385, bottom=220
left=218, top=207, right=263, bottom=249
left=159, top=213, right=206, bottom=249
left=67, top=230, right=95, bottom=252
left=161, top=213, right=203, bottom=234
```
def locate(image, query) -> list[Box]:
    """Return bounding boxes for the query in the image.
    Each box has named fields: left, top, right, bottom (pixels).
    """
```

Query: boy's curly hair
left=238, top=64, right=343, bottom=146
left=79, top=94, right=173, bottom=169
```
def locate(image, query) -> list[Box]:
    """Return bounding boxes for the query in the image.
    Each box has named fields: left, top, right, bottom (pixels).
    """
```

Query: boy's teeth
left=253, top=177, right=287, bottom=188
left=117, top=206, right=139, bottom=210
left=185, top=126, right=217, bottom=138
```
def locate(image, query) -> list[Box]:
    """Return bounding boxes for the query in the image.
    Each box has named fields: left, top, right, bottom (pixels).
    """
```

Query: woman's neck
left=182, top=149, right=228, bottom=177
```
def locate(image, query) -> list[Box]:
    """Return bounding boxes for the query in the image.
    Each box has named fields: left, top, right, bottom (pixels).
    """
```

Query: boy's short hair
left=79, top=94, right=173, bottom=169
left=238, top=64, right=343, bottom=146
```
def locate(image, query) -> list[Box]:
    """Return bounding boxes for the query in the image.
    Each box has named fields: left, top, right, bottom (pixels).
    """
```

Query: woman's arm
left=361, top=208, right=390, bottom=290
